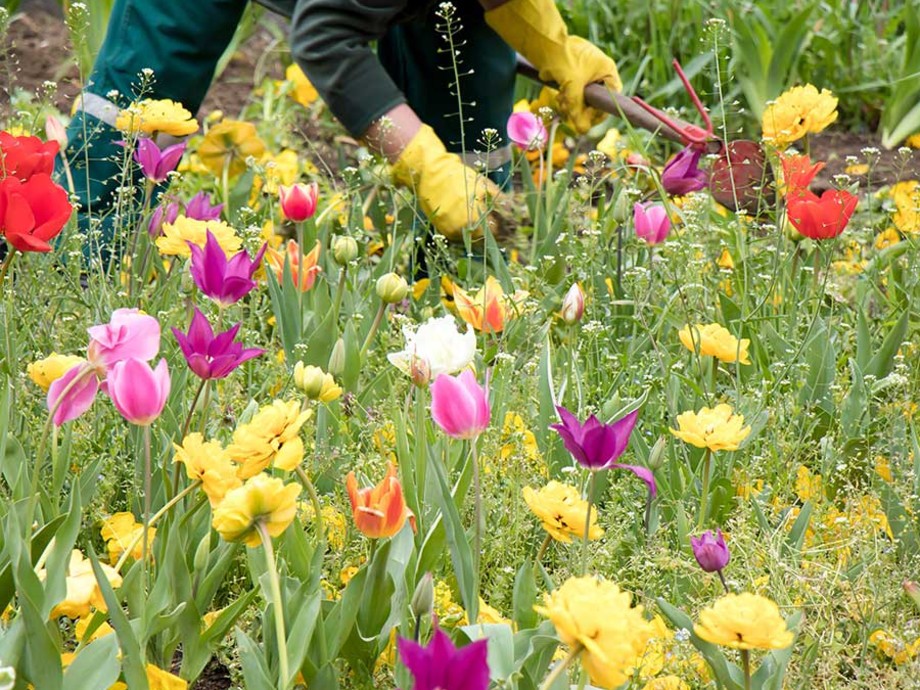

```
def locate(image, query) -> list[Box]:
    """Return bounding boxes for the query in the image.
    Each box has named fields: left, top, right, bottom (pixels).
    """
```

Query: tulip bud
left=560, top=282, right=585, bottom=324
left=44, top=114, right=67, bottom=148
left=647, top=435, right=667, bottom=470
left=690, top=529, right=730, bottom=573
left=294, top=361, right=328, bottom=399
left=611, top=192, right=631, bottom=224
left=279, top=181, right=319, bottom=222
left=376, top=272, right=408, bottom=304
left=409, top=356, right=431, bottom=387
left=193, top=534, right=211, bottom=574
left=410, top=572, right=435, bottom=619
left=328, top=337, right=346, bottom=376
left=332, top=235, right=358, bottom=265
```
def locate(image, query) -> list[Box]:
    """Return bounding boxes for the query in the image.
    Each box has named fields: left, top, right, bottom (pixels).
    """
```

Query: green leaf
left=235, top=628, right=275, bottom=690
left=460, top=623, right=515, bottom=682
left=866, top=308, right=909, bottom=380
left=782, top=501, right=813, bottom=564
left=512, top=560, right=538, bottom=630
left=324, top=564, right=366, bottom=660
left=284, top=585, right=322, bottom=687
left=62, top=635, right=121, bottom=690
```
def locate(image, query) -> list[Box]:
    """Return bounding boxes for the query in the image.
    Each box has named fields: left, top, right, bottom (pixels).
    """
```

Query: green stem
left=294, top=465, right=325, bottom=551
left=535, top=532, right=553, bottom=565
left=198, top=380, right=212, bottom=434
left=114, top=480, right=202, bottom=573
left=741, top=648, right=752, bottom=690
left=142, top=425, right=152, bottom=592
left=471, top=439, right=482, bottom=623
left=581, top=471, right=597, bottom=576
left=360, top=302, right=387, bottom=358
left=0, top=249, right=17, bottom=285
left=174, top=377, right=208, bottom=494
left=539, top=643, right=583, bottom=690
left=331, top=264, right=348, bottom=331
left=698, top=448, right=713, bottom=530
left=257, top=522, right=289, bottom=690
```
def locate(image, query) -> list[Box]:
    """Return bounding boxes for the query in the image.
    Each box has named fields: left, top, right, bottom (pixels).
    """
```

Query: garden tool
left=516, top=56, right=772, bottom=214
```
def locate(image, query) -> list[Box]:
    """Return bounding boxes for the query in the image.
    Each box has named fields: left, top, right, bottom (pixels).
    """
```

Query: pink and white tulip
left=106, top=358, right=171, bottom=426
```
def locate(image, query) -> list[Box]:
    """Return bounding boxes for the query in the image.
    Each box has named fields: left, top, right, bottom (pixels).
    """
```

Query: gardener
left=62, top=0, right=620, bottom=255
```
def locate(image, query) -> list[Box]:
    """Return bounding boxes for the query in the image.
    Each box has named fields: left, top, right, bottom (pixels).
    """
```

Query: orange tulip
left=452, top=276, right=509, bottom=334
left=346, top=463, right=415, bottom=539
left=266, top=239, right=321, bottom=292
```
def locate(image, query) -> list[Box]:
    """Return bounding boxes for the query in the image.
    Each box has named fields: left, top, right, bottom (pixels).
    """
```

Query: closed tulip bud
left=332, top=235, right=358, bottom=265
left=44, top=114, right=67, bottom=148
left=376, top=272, right=408, bottom=303
left=561, top=282, right=585, bottom=324
left=612, top=192, right=631, bottom=224
left=193, top=534, right=211, bottom=573
left=690, top=529, right=730, bottom=573
left=409, top=356, right=431, bottom=387
left=328, top=337, right=346, bottom=376
left=410, top=572, right=435, bottom=619
left=294, top=362, right=342, bottom=402
left=279, top=181, right=318, bottom=222
left=647, top=435, right=667, bottom=470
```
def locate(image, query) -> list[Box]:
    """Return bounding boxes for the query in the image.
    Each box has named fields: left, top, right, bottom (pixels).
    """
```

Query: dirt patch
left=809, top=130, right=920, bottom=190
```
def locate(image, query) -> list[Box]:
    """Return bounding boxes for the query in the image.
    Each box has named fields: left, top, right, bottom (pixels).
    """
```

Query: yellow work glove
left=391, top=124, right=501, bottom=242
left=485, top=0, right=621, bottom=133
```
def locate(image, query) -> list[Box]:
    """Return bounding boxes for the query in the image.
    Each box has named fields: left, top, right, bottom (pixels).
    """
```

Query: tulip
left=398, top=627, right=490, bottom=690
left=506, top=111, right=547, bottom=151
left=690, top=529, right=730, bottom=573
left=293, top=362, right=342, bottom=402
left=345, top=463, right=415, bottom=539
left=0, top=174, right=72, bottom=252
left=430, top=370, right=490, bottom=440
left=132, top=137, right=186, bottom=183
left=148, top=200, right=179, bottom=237
left=452, top=276, right=513, bottom=334
left=376, top=272, right=409, bottom=304
left=172, top=308, right=263, bottom=380
left=188, top=230, right=266, bottom=306
left=279, top=181, right=318, bottom=222
left=266, top=239, right=322, bottom=292
left=184, top=191, right=224, bottom=221
left=786, top=189, right=858, bottom=240
left=87, top=308, right=161, bottom=370
left=106, top=358, right=171, bottom=426
left=387, top=315, right=476, bottom=382
left=47, top=363, right=99, bottom=426
left=0, top=131, right=58, bottom=181
left=44, top=115, right=68, bottom=149
left=332, top=235, right=358, bottom=264
left=560, top=282, right=585, bottom=324
left=634, top=202, right=670, bottom=245
left=780, top=153, right=825, bottom=200
left=661, top=145, right=708, bottom=196
left=551, top=405, right=655, bottom=495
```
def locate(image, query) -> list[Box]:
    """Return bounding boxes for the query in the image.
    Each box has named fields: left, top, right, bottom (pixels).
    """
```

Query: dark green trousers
left=62, top=0, right=515, bottom=259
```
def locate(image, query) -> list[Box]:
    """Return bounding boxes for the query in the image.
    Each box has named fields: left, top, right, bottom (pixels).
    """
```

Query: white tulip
left=387, top=315, right=476, bottom=383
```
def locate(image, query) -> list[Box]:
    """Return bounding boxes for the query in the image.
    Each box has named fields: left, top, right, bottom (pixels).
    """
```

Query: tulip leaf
left=430, top=446, right=477, bottom=622
left=866, top=308, right=909, bottom=380
left=356, top=539, right=394, bottom=641
left=782, top=501, right=813, bottom=563
left=62, top=635, right=121, bottom=690
left=324, top=563, right=367, bottom=661
left=460, top=623, right=515, bottom=682
left=512, top=560, right=538, bottom=630
left=751, top=611, right=801, bottom=690
left=283, top=581, right=322, bottom=687
left=235, top=628, right=275, bottom=690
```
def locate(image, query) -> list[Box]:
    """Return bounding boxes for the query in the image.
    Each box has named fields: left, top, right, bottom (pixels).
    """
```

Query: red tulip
left=0, top=131, right=59, bottom=181
left=0, top=174, right=72, bottom=252
left=787, top=189, right=858, bottom=240
left=780, top=153, right=825, bottom=200
left=279, top=182, right=318, bottom=222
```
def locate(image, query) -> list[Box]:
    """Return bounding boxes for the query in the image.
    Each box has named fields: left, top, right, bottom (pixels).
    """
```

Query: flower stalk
left=257, top=521, right=290, bottom=690
left=698, top=448, right=712, bottom=530
left=539, top=643, right=582, bottom=690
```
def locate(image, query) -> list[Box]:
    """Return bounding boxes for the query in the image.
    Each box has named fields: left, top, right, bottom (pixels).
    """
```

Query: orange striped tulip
left=346, top=463, right=415, bottom=539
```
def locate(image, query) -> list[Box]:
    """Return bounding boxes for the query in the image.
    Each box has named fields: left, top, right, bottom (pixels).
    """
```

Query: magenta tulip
left=661, top=145, right=708, bottom=196
left=279, top=181, right=318, bottom=222
left=148, top=200, right=180, bottom=237
left=506, top=111, right=547, bottom=151
left=106, top=358, right=171, bottom=426
left=184, top=191, right=224, bottom=221
left=398, top=627, right=489, bottom=690
left=690, top=529, right=730, bottom=573
left=188, top=230, right=266, bottom=307
left=87, top=308, right=161, bottom=370
left=133, top=137, right=186, bottom=184
left=634, top=202, right=671, bottom=245
left=172, top=308, right=264, bottom=380
left=430, top=370, right=490, bottom=440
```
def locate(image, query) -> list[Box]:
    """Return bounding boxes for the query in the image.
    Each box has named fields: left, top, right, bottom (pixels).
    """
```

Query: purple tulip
left=133, top=137, right=186, bottom=183
left=172, top=308, right=263, bottom=381
left=149, top=200, right=180, bottom=237
left=690, top=529, right=730, bottom=573
left=184, top=191, right=224, bottom=221
left=661, top=145, right=708, bottom=196
left=634, top=202, right=671, bottom=245
left=551, top=405, right=655, bottom=495
left=398, top=627, right=489, bottom=690
left=188, top=230, right=266, bottom=307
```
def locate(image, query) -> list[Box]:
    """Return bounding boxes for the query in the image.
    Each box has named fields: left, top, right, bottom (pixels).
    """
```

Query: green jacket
left=258, top=0, right=459, bottom=137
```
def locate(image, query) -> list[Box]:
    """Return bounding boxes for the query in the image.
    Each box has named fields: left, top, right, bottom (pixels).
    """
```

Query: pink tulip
left=279, top=182, right=318, bottom=222
left=87, top=308, right=161, bottom=370
left=634, top=202, right=671, bottom=245
left=106, top=358, right=171, bottom=426
left=430, top=370, right=490, bottom=440
left=47, top=364, right=99, bottom=426
left=506, top=112, right=547, bottom=151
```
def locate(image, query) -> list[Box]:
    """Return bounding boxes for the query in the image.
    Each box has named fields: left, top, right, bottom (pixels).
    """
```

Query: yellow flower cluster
left=678, top=323, right=750, bottom=364
left=211, top=473, right=301, bottom=547
left=197, top=119, right=266, bottom=177
left=522, top=481, right=603, bottom=543
left=536, top=576, right=655, bottom=688
left=27, top=352, right=84, bottom=391
left=115, top=98, right=199, bottom=137
left=173, top=433, right=242, bottom=507
left=499, top=412, right=544, bottom=475
left=670, top=404, right=751, bottom=452
left=890, top=180, right=920, bottom=234
left=100, top=512, right=156, bottom=565
left=869, top=629, right=920, bottom=665
left=299, top=502, right=348, bottom=550
left=156, top=216, right=242, bottom=258
left=228, top=399, right=311, bottom=478
left=694, top=592, right=793, bottom=650
left=761, top=84, right=838, bottom=146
